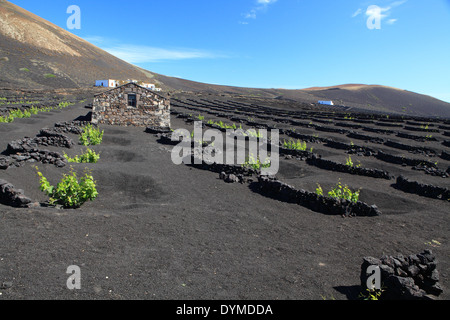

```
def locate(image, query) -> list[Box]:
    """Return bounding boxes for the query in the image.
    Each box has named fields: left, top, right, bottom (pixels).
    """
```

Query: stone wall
left=0, top=179, right=34, bottom=208
left=397, top=132, right=438, bottom=142
left=441, top=151, right=450, bottom=161
left=92, top=83, right=170, bottom=128
left=348, top=131, right=385, bottom=144
left=375, top=151, right=437, bottom=168
left=360, top=250, right=443, bottom=299
left=1, top=128, right=71, bottom=170
left=256, top=175, right=381, bottom=217
left=395, top=176, right=450, bottom=200
left=384, top=140, right=437, bottom=156
left=306, top=154, right=393, bottom=180
left=404, top=126, right=440, bottom=133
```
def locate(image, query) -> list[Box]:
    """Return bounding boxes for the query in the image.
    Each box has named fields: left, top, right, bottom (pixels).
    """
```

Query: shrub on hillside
left=36, top=167, right=98, bottom=208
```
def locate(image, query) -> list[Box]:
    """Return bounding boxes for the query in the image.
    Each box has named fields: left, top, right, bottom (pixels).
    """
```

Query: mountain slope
left=299, top=84, right=450, bottom=117
left=0, top=0, right=154, bottom=89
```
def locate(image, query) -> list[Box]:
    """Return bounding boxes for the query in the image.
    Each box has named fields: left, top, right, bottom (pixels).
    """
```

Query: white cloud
left=257, top=0, right=278, bottom=4
left=81, top=36, right=225, bottom=63
left=352, top=8, right=363, bottom=18
left=245, top=9, right=257, bottom=19
left=82, top=35, right=109, bottom=45
left=386, top=18, right=398, bottom=24
left=390, top=0, right=408, bottom=8
left=242, top=0, right=278, bottom=22
left=103, top=45, right=223, bottom=63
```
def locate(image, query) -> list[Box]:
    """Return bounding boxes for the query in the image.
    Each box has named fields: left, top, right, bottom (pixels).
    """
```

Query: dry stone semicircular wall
left=360, top=250, right=443, bottom=300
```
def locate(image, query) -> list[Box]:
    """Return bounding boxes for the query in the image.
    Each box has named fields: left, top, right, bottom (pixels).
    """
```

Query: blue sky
left=11, top=0, right=450, bottom=102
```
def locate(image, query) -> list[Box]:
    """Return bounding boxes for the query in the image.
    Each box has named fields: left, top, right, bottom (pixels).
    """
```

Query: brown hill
left=0, top=0, right=154, bottom=89
left=299, top=84, right=450, bottom=118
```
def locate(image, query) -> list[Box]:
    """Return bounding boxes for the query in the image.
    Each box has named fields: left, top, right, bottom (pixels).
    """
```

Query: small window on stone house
left=128, top=94, right=137, bottom=107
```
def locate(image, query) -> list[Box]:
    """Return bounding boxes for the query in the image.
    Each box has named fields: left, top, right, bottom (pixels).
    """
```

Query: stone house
left=91, top=82, right=170, bottom=128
